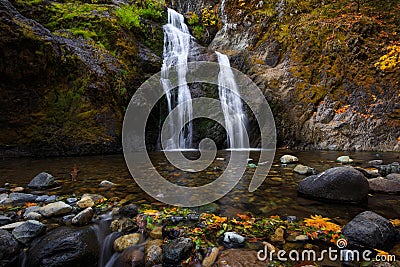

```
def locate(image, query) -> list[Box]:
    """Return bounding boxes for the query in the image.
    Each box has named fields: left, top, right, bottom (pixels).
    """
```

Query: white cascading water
left=161, top=8, right=193, bottom=149
left=216, top=52, right=248, bottom=148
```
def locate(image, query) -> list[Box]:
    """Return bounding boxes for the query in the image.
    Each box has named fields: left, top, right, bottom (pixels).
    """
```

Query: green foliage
left=187, top=12, right=199, bottom=25
left=115, top=1, right=163, bottom=30
left=115, top=5, right=141, bottom=29
left=192, top=25, right=204, bottom=40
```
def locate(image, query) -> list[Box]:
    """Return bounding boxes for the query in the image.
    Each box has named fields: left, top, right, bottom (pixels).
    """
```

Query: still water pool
left=1, top=149, right=399, bottom=222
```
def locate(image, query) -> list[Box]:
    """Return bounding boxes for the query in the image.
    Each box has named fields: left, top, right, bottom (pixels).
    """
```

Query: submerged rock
left=342, top=211, right=399, bottom=251
left=368, top=160, right=383, bottom=166
left=387, top=173, right=400, bottom=182
left=99, top=180, right=116, bottom=188
left=379, top=162, right=400, bottom=176
left=28, top=172, right=57, bottom=189
left=354, top=167, right=380, bottom=178
left=0, top=229, right=20, bottom=267
left=27, top=226, right=99, bottom=267
left=280, top=155, right=299, bottom=164
left=12, top=220, right=46, bottom=245
left=298, top=167, right=369, bottom=203
left=368, top=178, right=400, bottom=194
left=162, top=237, right=193, bottom=267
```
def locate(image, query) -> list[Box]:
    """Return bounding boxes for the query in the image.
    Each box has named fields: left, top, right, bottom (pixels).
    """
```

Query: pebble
left=10, top=187, right=24, bottom=193
left=294, top=234, right=309, bottom=242
left=39, top=201, right=72, bottom=217
left=113, top=233, right=141, bottom=252
left=35, top=195, right=50, bottom=203
left=77, top=196, right=95, bottom=209
left=145, top=239, right=163, bottom=266
left=285, top=216, right=297, bottom=222
left=368, top=159, right=383, bottom=166
left=66, top=198, right=78, bottom=205
left=44, top=195, right=58, bottom=203
left=99, top=180, right=116, bottom=188
left=280, top=155, right=299, bottom=164
left=150, top=226, right=163, bottom=239
left=24, top=212, right=42, bottom=221
left=336, top=155, right=353, bottom=164
left=72, top=207, right=94, bottom=226
left=293, top=164, right=315, bottom=175
left=0, top=221, right=25, bottom=230
left=222, top=232, right=245, bottom=248
left=270, top=227, right=285, bottom=244
left=202, top=247, right=219, bottom=267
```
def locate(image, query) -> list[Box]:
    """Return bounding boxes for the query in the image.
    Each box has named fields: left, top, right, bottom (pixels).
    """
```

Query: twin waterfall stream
left=161, top=8, right=248, bottom=150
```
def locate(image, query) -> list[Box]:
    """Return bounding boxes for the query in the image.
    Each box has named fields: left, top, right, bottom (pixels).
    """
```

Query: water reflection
left=0, top=149, right=399, bottom=221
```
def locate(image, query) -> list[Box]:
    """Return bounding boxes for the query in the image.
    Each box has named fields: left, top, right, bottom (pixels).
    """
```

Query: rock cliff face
left=172, top=0, right=400, bottom=151
left=1, top=0, right=399, bottom=155
left=0, top=0, right=164, bottom=156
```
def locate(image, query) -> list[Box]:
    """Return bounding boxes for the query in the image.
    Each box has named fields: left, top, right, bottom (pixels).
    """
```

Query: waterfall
left=216, top=52, right=248, bottom=148
left=161, top=8, right=193, bottom=149
left=159, top=8, right=248, bottom=149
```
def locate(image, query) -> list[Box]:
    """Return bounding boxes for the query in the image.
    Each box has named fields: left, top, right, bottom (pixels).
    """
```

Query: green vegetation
left=115, top=1, right=163, bottom=30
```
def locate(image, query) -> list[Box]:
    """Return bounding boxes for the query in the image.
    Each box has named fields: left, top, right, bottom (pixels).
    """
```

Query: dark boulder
left=298, top=167, right=369, bottom=203
left=27, top=226, right=99, bottom=267
left=342, top=211, right=399, bottom=251
left=0, top=229, right=20, bottom=267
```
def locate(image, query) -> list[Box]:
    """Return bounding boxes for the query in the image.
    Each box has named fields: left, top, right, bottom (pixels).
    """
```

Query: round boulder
left=27, top=226, right=99, bottom=267
left=342, top=211, right=399, bottom=251
left=298, top=167, right=369, bottom=203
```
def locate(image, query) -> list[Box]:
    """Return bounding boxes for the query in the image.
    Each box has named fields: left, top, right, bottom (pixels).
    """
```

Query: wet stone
left=12, top=220, right=46, bottom=245
left=221, top=232, right=245, bottom=248
left=0, top=215, right=12, bottom=226
left=113, top=233, right=141, bottom=252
